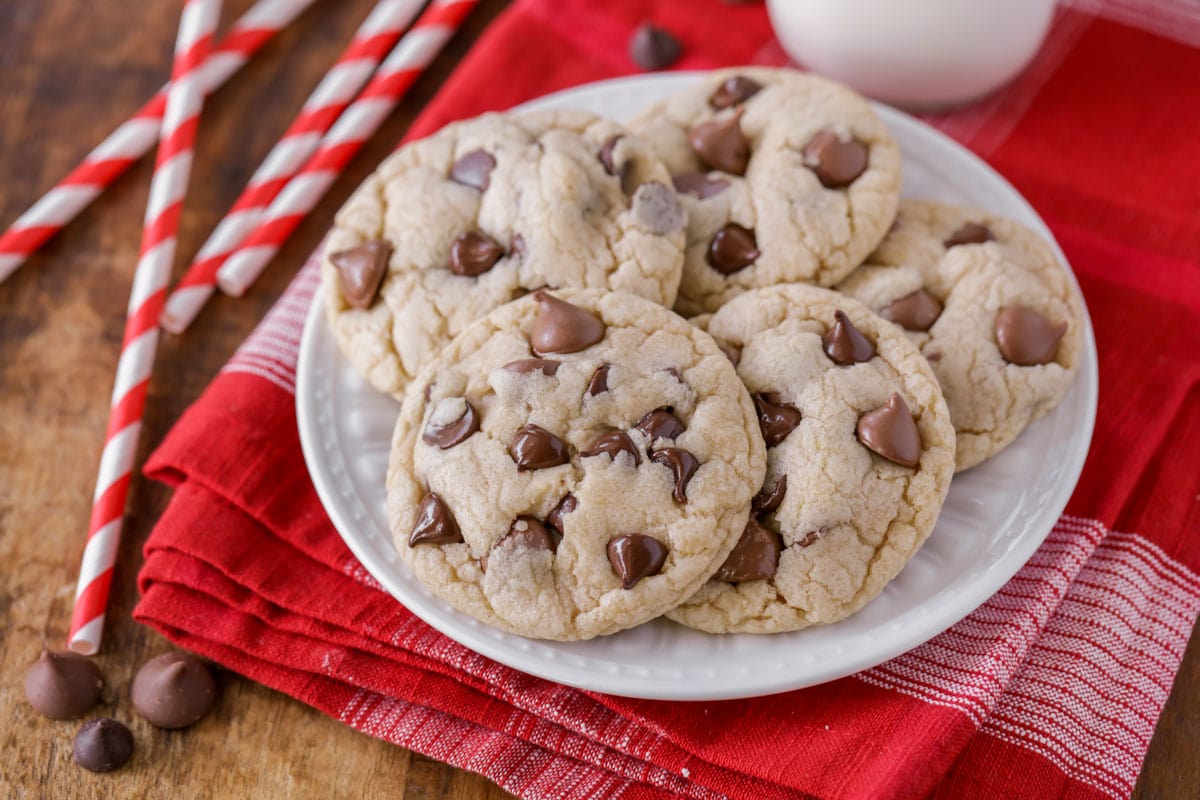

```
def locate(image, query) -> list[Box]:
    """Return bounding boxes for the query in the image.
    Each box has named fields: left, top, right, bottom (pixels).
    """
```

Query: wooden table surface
left=0, top=1, right=1195, bottom=797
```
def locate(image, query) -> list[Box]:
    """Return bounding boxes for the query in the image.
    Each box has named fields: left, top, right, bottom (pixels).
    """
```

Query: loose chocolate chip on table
left=131, top=652, right=218, bottom=730
left=943, top=221, right=994, bottom=248
left=802, top=129, right=868, bottom=188
left=586, top=363, right=611, bottom=396
left=995, top=305, right=1067, bottom=366
left=410, top=492, right=463, bottom=546
left=331, top=239, right=391, bottom=309
left=718, top=342, right=742, bottom=367
left=546, top=494, right=578, bottom=536
left=628, top=24, right=682, bottom=71
left=879, top=288, right=942, bottom=332
left=751, top=474, right=787, bottom=515
left=607, top=534, right=668, bottom=589
left=581, top=431, right=641, bottom=465
left=530, top=290, right=606, bottom=356
left=509, top=424, right=570, bottom=470
left=707, top=223, right=760, bottom=274
left=649, top=447, right=700, bottom=502
left=822, top=310, right=876, bottom=365
left=709, top=75, right=763, bottom=109
left=672, top=171, right=730, bottom=199
left=632, top=181, right=686, bottom=235
left=857, top=393, right=922, bottom=468
left=422, top=398, right=479, bottom=449
left=634, top=408, right=686, bottom=445
left=449, top=231, right=504, bottom=277
left=753, top=392, right=802, bottom=448
left=503, top=358, right=560, bottom=377
left=714, top=518, right=782, bottom=582
left=74, top=718, right=134, bottom=773
left=689, top=113, right=750, bottom=176
left=24, top=650, right=104, bottom=720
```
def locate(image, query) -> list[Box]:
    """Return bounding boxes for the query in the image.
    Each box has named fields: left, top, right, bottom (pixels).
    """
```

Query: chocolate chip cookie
left=837, top=199, right=1085, bottom=471
left=628, top=67, right=901, bottom=315
left=323, top=110, right=687, bottom=397
left=669, top=284, right=955, bottom=634
left=386, top=290, right=766, bottom=640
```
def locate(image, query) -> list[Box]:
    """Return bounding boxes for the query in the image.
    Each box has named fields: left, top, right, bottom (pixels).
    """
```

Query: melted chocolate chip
left=753, top=392, right=801, bottom=448
left=449, top=149, right=496, bottom=191
left=410, top=493, right=463, bottom=546
left=484, top=517, right=557, bottom=572
left=672, top=171, right=730, bottom=199
left=607, top=534, right=668, bottom=589
left=634, top=408, right=686, bottom=445
left=449, top=231, right=503, bottom=277
left=74, top=718, right=133, bottom=773
left=879, top=288, right=942, bottom=332
left=24, top=650, right=104, bottom=720
left=707, top=223, right=760, bottom=274
left=689, top=113, right=750, bottom=175
left=751, top=474, right=787, bottom=515
left=131, top=652, right=218, bottom=729
left=331, top=240, right=391, bottom=309
left=714, top=518, right=782, bottom=582
left=530, top=290, right=606, bottom=355
left=632, top=181, right=685, bottom=234
left=798, top=527, right=826, bottom=548
left=944, top=221, right=994, bottom=248
left=586, top=363, right=611, bottom=396
left=629, top=24, right=682, bottom=70
left=802, top=129, right=868, bottom=188
left=422, top=399, right=479, bottom=449
left=709, top=75, right=763, bottom=109
left=649, top=447, right=699, bottom=502
left=995, top=305, right=1067, bottom=366
left=856, top=393, right=922, bottom=468
left=508, top=424, right=570, bottom=470
left=718, top=342, right=742, bottom=367
left=503, top=358, right=560, bottom=377
left=598, top=135, right=633, bottom=193
left=546, top=494, right=577, bottom=536
left=822, top=310, right=876, bottom=365
left=581, top=431, right=641, bottom=465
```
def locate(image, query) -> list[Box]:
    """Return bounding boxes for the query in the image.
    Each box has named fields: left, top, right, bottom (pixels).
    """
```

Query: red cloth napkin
left=135, top=1, right=1200, bottom=798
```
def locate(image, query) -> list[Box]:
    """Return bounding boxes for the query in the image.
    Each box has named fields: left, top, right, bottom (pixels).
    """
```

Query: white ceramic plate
left=296, top=73, right=1098, bottom=700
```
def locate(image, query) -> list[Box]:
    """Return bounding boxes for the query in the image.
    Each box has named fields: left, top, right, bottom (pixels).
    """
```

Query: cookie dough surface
left=669, top=285, right=955, bottom=634
left=837, top=199, right=1084, bottom=471
left=323, top=110, right=686, bottom=397
left=629, top=67, right=901, bottom=315
left=387, top=290, right=766, bottom=640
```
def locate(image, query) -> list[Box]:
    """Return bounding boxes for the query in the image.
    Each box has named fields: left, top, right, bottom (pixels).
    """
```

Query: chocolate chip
left=718, top=342, right=742, bottom=367
left=74, top=718, right=133, bottom=773
left=449, top=231, right=503, bottom=277
left=879, top=288, right=942, bottom=332
left=629, top=24, right=682, bottom=71
left=634, top=408, right=686, bottom=445
left=672, top=171, right=730, bottom=199
left=422, top=398, right=479, bottom=449
left=503, top=358, right=560, bottom=377
left=410, top=492, right=463, bottom=546
left=753, top=392, right=801, bottom=448
left=586, top=363, right=611, bottom=396
left=822, top=310, right=876, bottom=365
left=581, top=431, right=641, bottom=465
left=24, top=650, right=104, bottom=720
left=944, top=221, right=994, bottom=248
left=995, top=305, right=1067, bottom=366
left=546, top=494, right=577, bottom=536
left=714, top=518, right=782, bottom=582
left=751, top=474, right=787, bottom=515
left=707, top=223, right=759, bottom=274
left=509, top=424, right=570, bottom=470
left=709, top=75, right=763, bottom=109
left=607, top=534, right=668, bottom=589
left=131, top=652, right=218, bottom=729
left=510, top=233, right=526, bottom=259
left=798, top=527, right=826, bottom=548
left=486, top=516, right=557, bottom=572
left=530, top=290, right=606, bottom=355
left=802, top=129, right=868, bottom=188
left=689, top=112, right=750, bottom=175
left=449, top=149, right=496, bottom=191
left=598, top=135, right=634, bottom=193
left=857, top=393, right=922, bottom=468
left=331, top=240, right=391, bottom=309
left=632, top=181, right=685, bottom=235
left=649, top=447, right=699, bottom=502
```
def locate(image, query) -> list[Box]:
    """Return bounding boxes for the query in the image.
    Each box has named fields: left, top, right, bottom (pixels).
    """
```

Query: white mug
left=766, top=0, right=1057, bottom=109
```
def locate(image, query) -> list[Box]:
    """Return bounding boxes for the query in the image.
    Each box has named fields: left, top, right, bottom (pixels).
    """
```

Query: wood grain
left=0, top=1, right=1194, bottom=798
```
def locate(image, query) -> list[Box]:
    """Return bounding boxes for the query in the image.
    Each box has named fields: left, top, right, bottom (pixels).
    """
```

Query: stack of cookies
left=320, top=68, right=1084, bottom=640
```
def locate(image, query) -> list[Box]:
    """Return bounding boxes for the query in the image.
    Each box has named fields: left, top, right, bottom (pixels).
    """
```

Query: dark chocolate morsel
left=879, top=288, right=942, bottom=332
left=714, top=518, right=782, bottom=582
left=331, top=240, right=391, bottom=309
left=530, top=290, right=606, bottom=355
left=586, top=363, right=611, bottom=396
left=629, top=24, right=682, bottom=71
left=707, top=223, right=759, bottom=274
left=422, top=399, right=479, bottom=449
left=709, top=75, right=763, bottom=109
left=73, top=718, right=133, bottom=773
left=131, top=652, right=218, bottom=730
left=508, top=424, right=570, bottom=470
left=688, top=113, right=750, bottom=176
left=449, top=149, right=496, bottom=191
left=607, top=534, right=668, bottom=589
left=753, top=392, right=802, bottom=448
left=484, top=516, right=558, bottom=571
left=546, top=494, right=578, bottom=537
left=856, top=393, right=922, bottom=468
left=632, top=181, right=685, bottom=235
left=649, top=447, right=700, bottom=503
left=24, top=650, right=104, bottom=720
left=995, top=305, right=1067, bottom=366
left=822, top=310, right=876, bottom=365
left=943, top=221, right=994, bottom=248
left=751, top=474, right=787, bottom=515
left=598, top=135, right=633, bottom=193
left=410, top=492, right=463, bottom=546
left=802, top=129, right=868, bottom=188
left=581, top=430, right=641, bottom=466
left=449, top=231, right=503, bottom=277
left=503, top=358, right=560, bottom=377
left=634, top=408, right=686, bottom=445
left=672, top=171, right=730, bottom=199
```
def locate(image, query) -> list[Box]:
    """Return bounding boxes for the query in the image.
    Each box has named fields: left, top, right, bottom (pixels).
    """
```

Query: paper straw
left=67, top=0, right=223, bottom=656
left=216, top=0, right=477, bottom=297
left=161, top=0, right=430, bottom=334
left=0, top=0, right=315, bottom=286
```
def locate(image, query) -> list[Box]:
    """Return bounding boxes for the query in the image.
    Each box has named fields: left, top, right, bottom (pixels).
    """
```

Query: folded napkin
left=135, top=1, right=1200, bottom=798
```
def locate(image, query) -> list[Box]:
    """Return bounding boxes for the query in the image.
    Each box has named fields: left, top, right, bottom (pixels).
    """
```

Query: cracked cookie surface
left=837, top=199, right=1085, bottom=471
left=323, top=110, right=686, bottom=398
left=669, top=284, right=955, bottom=634
left=628, top=67, right=901, bottom=316
left=386, top=289, right=766, bottom=640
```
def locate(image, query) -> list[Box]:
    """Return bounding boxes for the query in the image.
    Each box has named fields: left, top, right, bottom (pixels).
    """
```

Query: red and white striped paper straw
left=67, top=0, right=223, bottom=656
left=161, top=0, right=429, bottom=334
left=216, top=0, right=478, bottom=297
left=0, top=0, right=314, bottom=286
